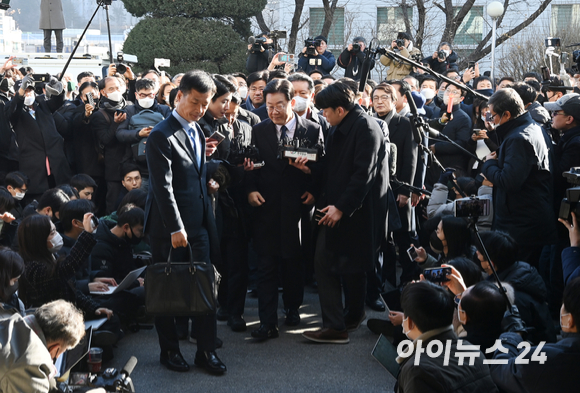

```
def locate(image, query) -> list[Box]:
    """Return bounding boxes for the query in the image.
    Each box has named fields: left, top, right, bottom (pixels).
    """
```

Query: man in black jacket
left=241, top=71, right=268, bottom=112
left=422, top=42, right=458, bottom=74
left=246, top=79, right=322, bottom=339
left=481, top=88, right=556, bottom=268
left=337, top=37, right=373, bottom=81
left=303, top=81, right=388, bottom=343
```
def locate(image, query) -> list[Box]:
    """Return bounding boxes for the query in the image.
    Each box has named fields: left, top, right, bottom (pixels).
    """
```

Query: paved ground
left=107, top=287, right=396, bottom=392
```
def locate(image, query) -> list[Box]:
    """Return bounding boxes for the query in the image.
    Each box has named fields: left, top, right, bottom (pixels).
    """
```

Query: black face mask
left=429, top=230, right=444, bottom=254
left=125, top=226, right=142, bottom=246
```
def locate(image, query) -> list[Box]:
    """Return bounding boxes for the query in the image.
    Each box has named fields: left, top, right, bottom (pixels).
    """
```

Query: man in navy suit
left=245, top=79, right=323, bottom=339
left=144, top=71, right=226, bottom=374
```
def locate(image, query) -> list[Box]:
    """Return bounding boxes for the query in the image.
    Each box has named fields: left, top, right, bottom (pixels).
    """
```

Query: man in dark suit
left=303, top=81, right=388, bottom=344
left=245, top=79, right=323, bottom=339
left=144, top=71, right=226, bottom=374
left=373, top=83, right=418, bottom=285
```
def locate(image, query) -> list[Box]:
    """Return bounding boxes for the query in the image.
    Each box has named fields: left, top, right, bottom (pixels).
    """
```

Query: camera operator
left=0, top=300, right=85, bottom=393
left=560, top=212, right=580, bottom=284
left=422, top=42, right=458, bottom=74
left=297, top=35, right=336, bottom=75
left=490, top=277, right=580, bottom=392
left=396, top=281, right=497, bottom=392
left=480, top=88, right=556, bottom=268
left=246, top=33, right=273, bottom=74
left=337, top=37, right=373, bottom=81
left=379, top=32, right=419, bottom=80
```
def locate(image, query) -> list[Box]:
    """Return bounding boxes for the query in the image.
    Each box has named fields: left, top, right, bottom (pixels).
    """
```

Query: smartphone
left=279, top=54, right=295, bottom=63
left=208, top=131, right=226, bottom=145
left=423, top=267, right=452, bottom=283
left=472, top=128, right=482, bottom=135
left=454, top=197, right=490, bottom=218
left=314, top=208, right=325, bottom=223
left=32, top=73, right=50, bottom=83
left=468, top=61, right=475, bottom=69
left=406, top=246, right=418, bottom=261
left=541, top=66, right=550, bottom=81
left=90, top=215, right=99, bottom=232
left=86, top=92, right=95, bottom=107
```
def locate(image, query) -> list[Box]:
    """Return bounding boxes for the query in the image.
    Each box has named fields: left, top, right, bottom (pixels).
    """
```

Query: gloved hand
left=501, top=305, right=527, bottom=335
left=45, top=77, right=64, bottom=99
left=438, top=167, right=455, bottom=186
left=20, top=74, right=34, bottom=91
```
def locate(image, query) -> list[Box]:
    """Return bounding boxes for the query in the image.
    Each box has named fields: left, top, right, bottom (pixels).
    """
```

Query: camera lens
left=116, top=64, right=127, bottom=74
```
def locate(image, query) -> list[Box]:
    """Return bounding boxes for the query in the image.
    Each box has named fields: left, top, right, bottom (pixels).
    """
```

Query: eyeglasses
left=373, top=95, right=392, bottom=102
left=552, top=111, right=568, bottom=117
left=266, top=104, right=287, bottom=113
left=486, top=112, right=501, bottom=122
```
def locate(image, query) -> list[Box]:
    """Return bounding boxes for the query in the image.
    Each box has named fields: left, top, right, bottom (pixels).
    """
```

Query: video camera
left=305, top=37, right=322, bottom=56
left=558, top=168, right=580, bottom=221
left=248, top=36, right=268, bottom=52
left=437, top=50, right=448, bottom=60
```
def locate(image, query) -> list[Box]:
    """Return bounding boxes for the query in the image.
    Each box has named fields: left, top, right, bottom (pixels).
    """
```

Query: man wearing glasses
left=117, top=78, right=172, bottom=191
left=481, top=88, right=555, bottom=269
left=245, top=78, right=323, bottom=340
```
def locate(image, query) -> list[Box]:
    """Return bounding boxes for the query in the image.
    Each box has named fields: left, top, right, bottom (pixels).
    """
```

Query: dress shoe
left=366, top=297, right=386, bottom=312
left=367, top=318, right=395, bottom=336
left=160, top=351, right=190, bottom=372
left=345, top=312, right=366, bottom=332
left=284, top=309, right=301, bottom=326
left=251, top=324, right=279, bottom=339
left=302, top=328, right=349, bottom=344
left=188, top=335, right=223, bottom=349
left=227, top=315, right=247, bottom=332
left=216, top=307, right=229, bottom=322
left=194, top=350, right=227, bottom=374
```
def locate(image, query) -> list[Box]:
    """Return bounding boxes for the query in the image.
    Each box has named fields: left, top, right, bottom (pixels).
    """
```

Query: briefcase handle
left=166, top=243, right=196, bottom=274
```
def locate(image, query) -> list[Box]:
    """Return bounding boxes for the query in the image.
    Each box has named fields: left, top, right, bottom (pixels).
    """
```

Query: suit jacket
left=245, top=115, right=322, bottom=258
left=317, top=106, right=389, bottom=273
left=144, top=113, right=219, bottom=264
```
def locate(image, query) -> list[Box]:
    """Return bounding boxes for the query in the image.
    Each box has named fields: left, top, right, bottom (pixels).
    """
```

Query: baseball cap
left=314, top=35, right=327, bottom=44
left=544, top=93, right=580, bottom=113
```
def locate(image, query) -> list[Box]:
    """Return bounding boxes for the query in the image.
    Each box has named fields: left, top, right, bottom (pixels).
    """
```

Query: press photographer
left=379, top=32, right=421, bottom=80
left=246, top=33, right=273, bottom=74
left=297, top=36, right=336, bottom=75
left=337, top=37, right=373, bottom=81
left=422, top=42, right=458, bottom=74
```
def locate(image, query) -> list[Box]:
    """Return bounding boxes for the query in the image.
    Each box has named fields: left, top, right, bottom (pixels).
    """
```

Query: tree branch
left=255, top=10, right=270, bottom=33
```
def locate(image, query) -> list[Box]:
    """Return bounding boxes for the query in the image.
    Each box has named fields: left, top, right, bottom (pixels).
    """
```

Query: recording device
left=267, top=30, right=287, bottom=40
left=115, top=52, right=138, bottom=74
left=558, top=168, right=580, bottom=220
left=279, top=54, right=295, bottom=63
left=278, top=137, right=324, bottom=162
left=541, top=66, right=551, bottom=82
left=90, top=215, right=99, bottom=231
left=0, top=0, right=10, bottom=10
left=98, top=0, right=114, bottom=5
left=423, top=267, right=451, bottom=282
left=154, top=58, right=171, bottom=69
left=228, top=134, right=262, bottom=166
left=454, top=196, right=490, bottom=218
left=352, top=43, right=361, bottom=52
left=395, top=38, right=405, bottom=48
left=468, top=61, right=475, bottom=69
left=208, top=131, right=226, bottom=145
left=305, top=37, right=322, bottom=56
left=545, top=37, right=561, bottom=48
left=248, top=36, right=268, bottom=52
left=438, top=50, right=448, bottom=60
left=32, top=73, right=51, bottom=84
left=406, top=246, right=418, bottom=261
left=314, top=209, right=325, bottom=223
left=86, top=92, right=96, bottom=107
left=69, top=356, right=137, bottom=392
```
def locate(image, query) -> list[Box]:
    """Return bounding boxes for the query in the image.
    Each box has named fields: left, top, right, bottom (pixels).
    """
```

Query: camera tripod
left=59, top=0, right=114, bottom=81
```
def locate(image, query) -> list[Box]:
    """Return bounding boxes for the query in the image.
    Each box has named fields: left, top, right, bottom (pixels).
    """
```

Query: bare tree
left=321, top=0, right=340, bottom=39
left=288, top=0, right=307, bottom=53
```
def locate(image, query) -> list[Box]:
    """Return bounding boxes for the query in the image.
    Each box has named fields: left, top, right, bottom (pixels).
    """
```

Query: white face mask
left=293, top=95, right=309, bottom=112
left=14, top=192, right=25, bottom=200
left=107, top=90, right=123, bottom=102
left=49, top=232, right=64, bottom=253
left=420, top=88, right=435, bottom=101
left=238, top=86, right=248, bottom=99
left=138, top=97, right=155, bottom=109
left=24, top=95, right=35, bottom=106
left=443, top=49, right=451, bottom=57
left=402, top=317, right=411, bottom=337
left=561, top=312, right=572, bottom=329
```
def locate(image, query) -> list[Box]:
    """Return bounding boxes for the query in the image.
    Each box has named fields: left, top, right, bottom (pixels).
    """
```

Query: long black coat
left=385, top=113, right=417, bottom=232
left=7, top=92, right=71, bottom=194
left=245, top=115, right=322, bottom=258
left=317, top=106, right=389, bottom=274
left=71, top=104, right=105, bottom=178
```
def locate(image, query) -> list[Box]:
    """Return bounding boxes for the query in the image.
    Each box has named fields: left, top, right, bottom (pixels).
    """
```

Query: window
left=551, top=5, right=580, bottom=36
left=309, top=7, right=345, bottom=47
left=454, top=6, right=483, bottom=46
left=377, top=7, right=413, bottom=44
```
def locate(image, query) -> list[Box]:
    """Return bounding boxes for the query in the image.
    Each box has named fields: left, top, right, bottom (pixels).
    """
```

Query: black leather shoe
left=366, top=298, right=386, bottom=312
left=194, top=350, right=227, bottom=374
left=160, top=351, right=190, bottom=372
left=227, top=316, right=247, bottom=332
left=216, top=307, right=229, bottom=322
left=284, top=309, right=301, bottom=326
left=251, top=324, right=279, bottom=339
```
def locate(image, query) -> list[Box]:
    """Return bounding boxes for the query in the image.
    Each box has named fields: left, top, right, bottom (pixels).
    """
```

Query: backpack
left=128, top=109, right=166, bottom=163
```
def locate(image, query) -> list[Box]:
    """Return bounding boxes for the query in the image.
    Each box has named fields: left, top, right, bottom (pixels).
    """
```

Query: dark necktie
left=280, top=125, right=288, bottom=141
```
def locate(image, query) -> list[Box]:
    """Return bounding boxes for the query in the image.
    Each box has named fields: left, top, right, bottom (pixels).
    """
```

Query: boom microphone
left=248, top=36, right=256, bottom=45
left=358, top=42, right=373, bottom=92
left=404, top=90, right=424, bottom=144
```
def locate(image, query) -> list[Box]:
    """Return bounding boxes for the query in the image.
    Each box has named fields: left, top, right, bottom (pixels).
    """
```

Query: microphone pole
left=358, top=40, right=376, bottom=92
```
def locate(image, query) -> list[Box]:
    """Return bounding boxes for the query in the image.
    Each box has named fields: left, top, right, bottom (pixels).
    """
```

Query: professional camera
left=278, top=137, right=324, bottom=162
left=228, top=134, right=262, bottom=166
left=248, top=36, right=268, bottom=52
left=352, top=43, right=361, bottom=52
left=573, top=50, right=580, bottom=73
left=305, top=37, right=322, bottom=56
left=438, top=50, right=448, bottom=60
left=268, top=30, right=287, bottom=40
left=559, top=168, right=580, bottom=221
left=395, top=39, right=405, bottom=48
